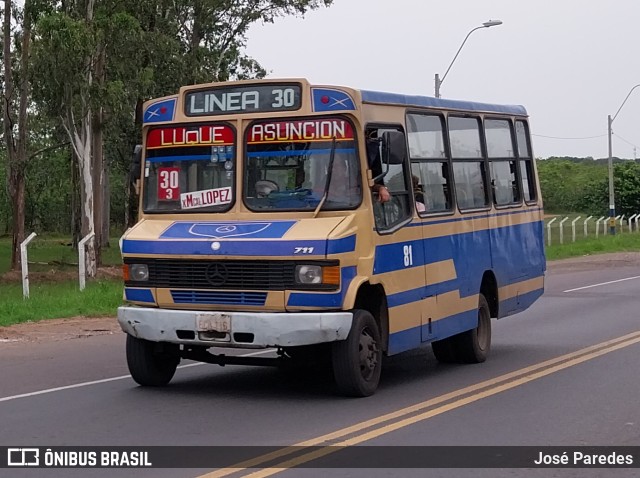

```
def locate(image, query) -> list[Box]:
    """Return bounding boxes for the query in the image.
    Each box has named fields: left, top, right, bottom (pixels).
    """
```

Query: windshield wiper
left=312, top=137, right=337, bottom=218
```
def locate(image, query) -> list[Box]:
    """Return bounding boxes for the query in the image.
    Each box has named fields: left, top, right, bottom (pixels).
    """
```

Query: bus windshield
left=244, top=118, right=361, bottom=211
left=143, top=124, right=236, bottom=213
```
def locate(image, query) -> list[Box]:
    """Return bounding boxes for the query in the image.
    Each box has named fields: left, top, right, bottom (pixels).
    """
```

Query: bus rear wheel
left=332, top=309, right=382, bottom=397
left=126, top=335, right=180, bottom=386
left=431, top=293, right=491, bottom=364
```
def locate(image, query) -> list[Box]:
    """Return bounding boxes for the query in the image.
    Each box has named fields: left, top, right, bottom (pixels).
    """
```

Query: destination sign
left=185, top=84, right=302, bottom=116
left=248, top=119, right=354, bottom=143
left=146, top=125, right=234, bottom=148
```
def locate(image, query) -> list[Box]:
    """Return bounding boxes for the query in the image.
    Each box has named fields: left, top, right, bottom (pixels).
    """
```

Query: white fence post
left=595, top=216, right=605, bottom=238
left=583, top=216, right=593, bottom=237
left=20, top=232, right=38, bottom=299
left=546, top=217, right=557, bottom=246
left=636, top=213, right=640, bottom=232
left=619, top=215, right=625, bottom=229
left=78, top=231, right=96, bottom=291
left=571, top=216, right=581, bottom=243
left=559, top=217, right=569, bottom=244
left=603, top=217, right=608, bottom=235
left=628, top=214, right=637, bottom=233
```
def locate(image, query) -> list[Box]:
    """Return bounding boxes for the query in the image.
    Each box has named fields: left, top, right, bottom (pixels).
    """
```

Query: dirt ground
left=1, top=253, right=639, bottom=344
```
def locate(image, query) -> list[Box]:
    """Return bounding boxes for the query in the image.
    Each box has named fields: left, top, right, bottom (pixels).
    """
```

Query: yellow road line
left=199, top=331, right=640, bottom=478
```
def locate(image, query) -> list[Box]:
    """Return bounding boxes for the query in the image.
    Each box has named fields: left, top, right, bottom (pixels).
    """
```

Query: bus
left=119, top=78, right=545, bottom=397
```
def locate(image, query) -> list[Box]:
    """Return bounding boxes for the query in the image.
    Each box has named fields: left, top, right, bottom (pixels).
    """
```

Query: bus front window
left=143, top=124, right=235, bottom=213
left=244, top=118, right=361, bottom=211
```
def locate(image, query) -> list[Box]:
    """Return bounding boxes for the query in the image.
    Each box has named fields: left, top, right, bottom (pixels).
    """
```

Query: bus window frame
left=142, top=120, right=238, bottom=215
left=405, top=110, right=455, bottom=219
left=484, top=116, right=524, bottom=210
left=366, top=122, right=414, bottom=235
left=447, top=114, right=491, bottom=214
left=514, top=119, right=538, bottom=205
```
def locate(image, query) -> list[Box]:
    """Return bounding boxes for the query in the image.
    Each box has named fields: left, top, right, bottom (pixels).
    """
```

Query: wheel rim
left=358, top=327, right=379, bottom=381
left=476, top=307, right=490, bottom=352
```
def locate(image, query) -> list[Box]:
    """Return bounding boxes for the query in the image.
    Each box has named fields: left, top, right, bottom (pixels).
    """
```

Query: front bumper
left=117, top=306, right=353, bottom=348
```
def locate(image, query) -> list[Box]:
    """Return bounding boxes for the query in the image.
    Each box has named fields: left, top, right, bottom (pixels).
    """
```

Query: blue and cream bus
left=118, top=78, right=545, bottom=396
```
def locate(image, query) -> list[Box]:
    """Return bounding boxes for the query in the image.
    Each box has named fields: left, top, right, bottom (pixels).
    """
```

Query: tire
left=431, top=294, right=491, bottom=364
left=455, top=294, right=492, bottom=363
left=126, top=335, right=180, bottom=386
left=332, top=309, right=382, bottom=397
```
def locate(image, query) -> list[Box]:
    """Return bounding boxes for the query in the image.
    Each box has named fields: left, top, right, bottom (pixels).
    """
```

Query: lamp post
left=607, top=84, right=640, bottom=235
left=434, top=20, right=503, bottom=99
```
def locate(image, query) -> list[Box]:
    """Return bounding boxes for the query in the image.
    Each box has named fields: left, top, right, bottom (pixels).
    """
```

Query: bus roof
left=360, top=90, right=528, bottom=116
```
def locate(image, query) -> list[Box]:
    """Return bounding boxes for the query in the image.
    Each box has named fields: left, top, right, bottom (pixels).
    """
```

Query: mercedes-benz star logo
left=205, top=263, right=228, bottom=287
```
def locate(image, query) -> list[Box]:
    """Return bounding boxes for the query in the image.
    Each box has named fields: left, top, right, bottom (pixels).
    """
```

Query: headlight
left=294, top=265, right=340, bottom=287
left=129, top=264, right=149, bottom=281
left=295, top=265, right=322, bottom=284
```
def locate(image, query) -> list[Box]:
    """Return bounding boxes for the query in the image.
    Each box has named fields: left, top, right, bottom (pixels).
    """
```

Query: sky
left=245, top=0, right=640, bottom=160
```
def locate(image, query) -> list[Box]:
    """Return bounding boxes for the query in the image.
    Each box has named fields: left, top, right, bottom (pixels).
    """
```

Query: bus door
left=370, top=127, right=428, bottom=352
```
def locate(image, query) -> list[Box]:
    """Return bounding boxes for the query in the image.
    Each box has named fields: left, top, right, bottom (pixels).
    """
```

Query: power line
left=531, top=133, right=606, bottom=140
left=612, top=132, right=640, bottom=150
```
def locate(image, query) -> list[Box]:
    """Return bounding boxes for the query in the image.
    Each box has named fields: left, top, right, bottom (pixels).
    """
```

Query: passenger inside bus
left=365, top=130, right=391, bottom=203
left=412, top=175, right=426, bottom=212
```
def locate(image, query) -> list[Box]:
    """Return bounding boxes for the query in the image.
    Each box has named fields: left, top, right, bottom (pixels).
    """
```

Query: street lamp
left=434, top=20, right=503, bottom=99
left=607, top=83, right=640, bottom=235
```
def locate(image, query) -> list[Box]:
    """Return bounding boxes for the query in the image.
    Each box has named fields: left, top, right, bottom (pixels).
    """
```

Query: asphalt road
left=1, top=255, right=640, bottom=477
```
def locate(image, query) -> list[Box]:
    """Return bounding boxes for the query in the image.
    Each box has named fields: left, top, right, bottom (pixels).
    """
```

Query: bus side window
left=407, top=112, right=453, bottom=214
left=369, top=127, right=412, bottom=231
left=516, top=120, right=537, bottom=202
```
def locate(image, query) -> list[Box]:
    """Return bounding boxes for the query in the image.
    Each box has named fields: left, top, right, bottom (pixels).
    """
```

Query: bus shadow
left=126, top=343, right=540, bottom=400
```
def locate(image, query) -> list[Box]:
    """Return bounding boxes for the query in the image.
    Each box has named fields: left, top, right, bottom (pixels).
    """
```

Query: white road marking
left=563, top=275, right=640, bottom=293
left=0, top=349, right=274, bottom=403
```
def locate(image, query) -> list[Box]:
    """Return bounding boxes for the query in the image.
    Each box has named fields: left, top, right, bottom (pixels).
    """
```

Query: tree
left=30, top=0, right=334, bottom=276
left=2, top=0, right=33, bottom=270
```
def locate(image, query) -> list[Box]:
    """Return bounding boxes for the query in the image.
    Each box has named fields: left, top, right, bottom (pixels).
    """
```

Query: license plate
left=196, top=313, right=231, bottom=333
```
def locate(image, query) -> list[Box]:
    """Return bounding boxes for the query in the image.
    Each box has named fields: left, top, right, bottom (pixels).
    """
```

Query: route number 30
left=158, top=167, right=180, bottom=200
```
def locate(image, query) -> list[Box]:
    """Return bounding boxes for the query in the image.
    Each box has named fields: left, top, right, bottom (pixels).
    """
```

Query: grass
left=545, top=232, right=640, bottom=261
left=0, top=280, right=123, bottom=327
left=0, top=235, right=123, bottom=274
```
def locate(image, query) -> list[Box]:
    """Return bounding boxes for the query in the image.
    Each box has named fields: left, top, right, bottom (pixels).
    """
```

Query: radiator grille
left=125, top=259, right=295, bottom=290
left=171, top=290, right=267, bottom=306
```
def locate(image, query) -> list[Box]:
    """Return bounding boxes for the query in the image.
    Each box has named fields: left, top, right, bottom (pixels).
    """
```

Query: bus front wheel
left=126, top=335, right=180, bottom=386
left=332, top=309, right=382, bottom=397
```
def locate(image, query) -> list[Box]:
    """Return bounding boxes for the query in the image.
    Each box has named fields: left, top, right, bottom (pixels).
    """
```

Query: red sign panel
left=147, top=125, right=234, bottom=149
left=247, top=119, right=354, bottom=144
left=157, top=167, right=180, bottom=201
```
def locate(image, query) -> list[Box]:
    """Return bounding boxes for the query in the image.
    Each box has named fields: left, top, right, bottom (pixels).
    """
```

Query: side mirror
left=130, top=144, right=142, bottom=183
left=382, top=131, right=407, bottom=165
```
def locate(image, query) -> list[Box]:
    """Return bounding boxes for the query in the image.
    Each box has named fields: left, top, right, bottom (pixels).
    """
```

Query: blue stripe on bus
left=125, top=288, right=155, bottom=303
left=327, top=235, right=357, bottom=254
left=387, top=308, right=478, bottom=356
left=361, top=90, right=528, bottom=116
left=287, top=266, right=357, bottom=307
left=374, top=221, right=545, bottom=280
left=160, top=221, right=297, bottom=239
left=147, top=154, right=233, bottom=163
left=387, top=279, right=459, bottom=308
left=499, top=288, right=544, bottom=315
left=247, top=148, right=354, bottom=158
left=122, top=235, right=357, bottom=257
left=406, top=209, right=543, bottom=228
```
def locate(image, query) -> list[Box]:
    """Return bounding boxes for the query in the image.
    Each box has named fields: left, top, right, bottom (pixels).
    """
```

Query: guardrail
left=546, top=213, right=640, bottom=245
